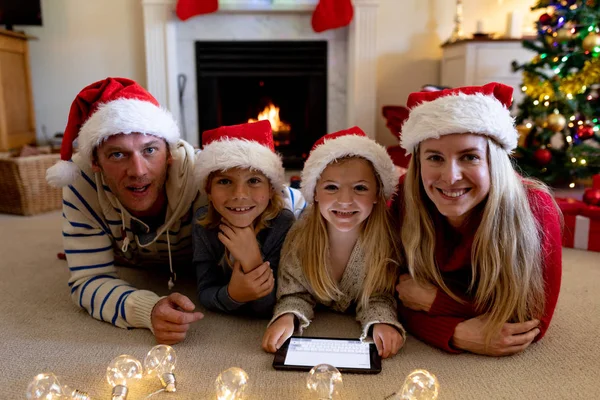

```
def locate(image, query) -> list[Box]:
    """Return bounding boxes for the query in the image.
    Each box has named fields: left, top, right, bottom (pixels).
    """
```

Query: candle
left=476, top=20, right=484, bottom=33
left=507, top=11, right=523, bottom=38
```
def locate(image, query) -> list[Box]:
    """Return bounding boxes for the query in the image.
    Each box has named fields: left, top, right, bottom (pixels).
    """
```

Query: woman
left=393, top=82, right=562, bottom=356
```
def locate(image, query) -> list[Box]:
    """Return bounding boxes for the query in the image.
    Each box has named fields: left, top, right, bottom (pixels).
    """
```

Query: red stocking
left=311, top=0, right=354, bottom=33
left=176, top=0, right=219, bottom=21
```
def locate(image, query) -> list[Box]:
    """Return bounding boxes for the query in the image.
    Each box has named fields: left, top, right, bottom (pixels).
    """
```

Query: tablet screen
left=283, top=337, right=372, bottom=369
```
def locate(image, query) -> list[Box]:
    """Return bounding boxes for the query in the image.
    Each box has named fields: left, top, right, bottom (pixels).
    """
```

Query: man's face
left=92, top=133, right=171, bottom=218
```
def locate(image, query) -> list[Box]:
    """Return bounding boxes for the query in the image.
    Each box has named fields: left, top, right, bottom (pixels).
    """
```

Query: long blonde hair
left=197, top=169, right=285, bottom=265
left=402, top=137, right=551, bottom=343
left=282, top=157, right=400, bottom=309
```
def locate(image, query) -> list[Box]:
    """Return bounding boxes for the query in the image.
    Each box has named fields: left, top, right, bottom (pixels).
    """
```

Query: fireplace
left=196, top=41, right=327, bottom=168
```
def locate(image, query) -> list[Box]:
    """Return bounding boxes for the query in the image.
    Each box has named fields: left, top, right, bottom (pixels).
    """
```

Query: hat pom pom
left=46, top=160, right=80, bottom=187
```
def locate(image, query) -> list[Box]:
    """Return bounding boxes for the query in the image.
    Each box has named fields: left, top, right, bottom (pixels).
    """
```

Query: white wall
left=23, top=0, right=146, bottom=143
left=21, top=0, right=538, bottom=145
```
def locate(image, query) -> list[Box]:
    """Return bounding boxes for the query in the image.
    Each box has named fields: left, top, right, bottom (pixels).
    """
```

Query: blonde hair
left=282, top=157, right=400, bottom=309
left=402, top=137, right=552, bottom=343
left=197, top=168, right=285, bottom=266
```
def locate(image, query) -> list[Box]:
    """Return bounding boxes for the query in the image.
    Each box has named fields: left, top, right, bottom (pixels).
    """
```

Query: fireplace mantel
left=141, top=0, right=380, bottom=141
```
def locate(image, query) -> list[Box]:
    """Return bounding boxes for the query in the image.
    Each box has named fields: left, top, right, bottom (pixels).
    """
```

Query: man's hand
left=227, top=261, right=274, bottom=303
left=396, top=273, right=438, bottom=312
left=262, top=313, right=295, bottom=353
left=452, top=316, right=541, bottom=356
left=151, top=293, right=204, bottom=345
left=218, top=220, right=262, bottom=273
left=372, top=323, right=404, bottom=359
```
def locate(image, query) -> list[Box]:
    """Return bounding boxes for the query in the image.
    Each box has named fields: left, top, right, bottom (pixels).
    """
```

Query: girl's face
left=207, top=167, right=272, bottom=228
left=314, top=158, right=378, bottom=234
left=419, top=133, right=490, bottom=228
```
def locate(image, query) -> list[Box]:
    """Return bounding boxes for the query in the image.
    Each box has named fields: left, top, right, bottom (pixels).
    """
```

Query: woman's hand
left=218, top=220, right=262, bottom=272
left=262, top=314, right=295, bottom=353
left=451, top=316, right=541, bottom=356
left=372, top=323, right=404, bottom=359
left=396, top=274, right=437, bottom=312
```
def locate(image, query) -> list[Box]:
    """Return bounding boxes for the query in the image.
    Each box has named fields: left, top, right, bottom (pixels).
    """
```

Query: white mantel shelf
left=141, top=0, right=380, bottom=141
left=142, top=0, right=317, bottom=12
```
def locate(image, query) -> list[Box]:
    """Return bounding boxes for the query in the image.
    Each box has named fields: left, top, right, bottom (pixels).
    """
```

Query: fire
left=248, top=102, right=291, bottom=133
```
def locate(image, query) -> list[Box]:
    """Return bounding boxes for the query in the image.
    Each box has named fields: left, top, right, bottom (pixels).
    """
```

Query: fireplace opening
left=196, top=41, right=327, bottom=169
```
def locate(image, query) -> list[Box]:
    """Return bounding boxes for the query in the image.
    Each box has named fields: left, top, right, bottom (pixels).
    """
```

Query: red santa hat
left=45, top=77, right=180, bottom=187
left=400, top=82, right=518, bottom=154
left=196, top=120, right=285, bottom=192
left=301, top=127, right=399, bottom=204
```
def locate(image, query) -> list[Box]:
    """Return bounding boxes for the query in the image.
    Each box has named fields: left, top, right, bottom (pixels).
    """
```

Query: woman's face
left=419, top=133, right=490, bottom=228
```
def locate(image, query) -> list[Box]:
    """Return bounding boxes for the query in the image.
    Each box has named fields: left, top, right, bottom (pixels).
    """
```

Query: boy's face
left=207, top=167, right=272, bottom=228
left=92, top=133, right=171, bottom=218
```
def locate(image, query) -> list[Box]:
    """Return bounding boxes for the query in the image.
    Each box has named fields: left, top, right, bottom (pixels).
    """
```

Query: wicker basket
left=0, top=153, right=63, bottom=215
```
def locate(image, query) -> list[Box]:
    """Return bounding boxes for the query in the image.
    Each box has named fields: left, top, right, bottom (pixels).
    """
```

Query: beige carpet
left=1, top=211, right=599, bottom=400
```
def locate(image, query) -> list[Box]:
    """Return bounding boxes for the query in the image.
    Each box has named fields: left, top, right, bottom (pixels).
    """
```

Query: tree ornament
left=547, top=113, right=566, bottom=132
left=587, top=0, right=596, bottom=7
left=533, top=148, right=553, bottom=165
left=550, top=132, right=565, bottom=150
left=583, top=188, right=600, bottom=206
left=556, top=27, right=573, bottom=42
left=583, top=33, right=600, bottom=52
left=516, top=124, right=532, bottom=148
left=539, top=13, right=553, bottom=26
left=576, top=124, right=595, bottom=140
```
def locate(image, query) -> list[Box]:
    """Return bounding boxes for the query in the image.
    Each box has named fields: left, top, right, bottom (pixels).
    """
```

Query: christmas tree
left=512, top=0, right=600, bottom=187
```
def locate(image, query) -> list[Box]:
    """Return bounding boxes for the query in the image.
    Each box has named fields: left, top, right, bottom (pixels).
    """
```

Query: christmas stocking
left=311, top=0, right=354, bottom=33
left=176, top=0, right=219, bottom=21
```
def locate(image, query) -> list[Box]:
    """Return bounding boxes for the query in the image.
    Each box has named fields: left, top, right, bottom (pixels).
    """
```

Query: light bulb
left=398, top=369, right=440, bottom=400
left=26, top=373, right=90, bottom=400
left=215, top=367, right=249, bottom=400
left=143, top=344, right=177, bottom=392
left=106, top=354, right=143, bottom=400
left=306, top=364, right=343, bottom=400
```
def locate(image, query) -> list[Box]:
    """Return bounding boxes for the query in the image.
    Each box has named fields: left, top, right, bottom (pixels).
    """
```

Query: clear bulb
left=399, top=369, right=440, bottom=400
left=26, top=373, right=90, bottom=400
left=143, top=344, right=177, bottom=392
left=106, top=354, right=143, bottom=400
left=215, top=367, right=249, bottom=400
left=306, top=364, right=343, bottom=399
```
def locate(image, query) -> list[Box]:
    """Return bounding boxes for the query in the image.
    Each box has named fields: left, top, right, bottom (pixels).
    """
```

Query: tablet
left=273, top=336, right=382, bottom=374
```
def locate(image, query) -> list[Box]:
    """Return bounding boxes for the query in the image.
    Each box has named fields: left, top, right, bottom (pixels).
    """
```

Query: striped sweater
left=62, top=139, right=308, bottom=332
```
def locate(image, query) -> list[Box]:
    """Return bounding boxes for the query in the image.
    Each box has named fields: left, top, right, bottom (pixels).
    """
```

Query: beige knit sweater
left=270, top=240, right=406, bottom=340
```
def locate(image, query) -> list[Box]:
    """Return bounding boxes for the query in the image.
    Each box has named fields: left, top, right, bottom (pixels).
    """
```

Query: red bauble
left=583, top=188, right=600, bottom=206
left=539, top=13, right=553, bottom=25
left=577, top=125, right=595, bottom=141
left=533, top=148, right=552, bottom=165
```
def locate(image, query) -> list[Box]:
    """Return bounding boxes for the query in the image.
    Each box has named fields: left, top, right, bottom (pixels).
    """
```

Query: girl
left=193, top=120, right=295, bottom=318
left=262, top=127, right=405, bottom=359
left=393, top=82, right=562, bottom=356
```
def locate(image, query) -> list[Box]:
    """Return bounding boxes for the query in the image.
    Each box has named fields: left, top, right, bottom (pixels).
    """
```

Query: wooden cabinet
left=0, top=29, right=36, bottom=151
left=441, top=38, right=534, bottom=113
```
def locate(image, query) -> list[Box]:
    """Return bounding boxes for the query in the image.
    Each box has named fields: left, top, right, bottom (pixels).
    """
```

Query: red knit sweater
left=391, top=178, right=562, bottom=353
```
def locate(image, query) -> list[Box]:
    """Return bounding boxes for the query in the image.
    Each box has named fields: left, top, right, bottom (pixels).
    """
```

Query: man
left=47, top=78, right=306, bottom=344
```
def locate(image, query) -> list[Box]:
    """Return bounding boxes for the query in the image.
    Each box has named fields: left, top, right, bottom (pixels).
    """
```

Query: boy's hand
left=262, top=314, right=295, bottom=353
left=218, top=220, right=262, bottom=273
left=372, top=323, right=404, bottom=359
left=227, top=261, right=274, bottom=303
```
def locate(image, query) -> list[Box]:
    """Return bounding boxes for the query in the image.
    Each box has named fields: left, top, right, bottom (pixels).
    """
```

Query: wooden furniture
left=441, top=38, right=534, bottom=112
left=0, top=29, right=36, bottom=151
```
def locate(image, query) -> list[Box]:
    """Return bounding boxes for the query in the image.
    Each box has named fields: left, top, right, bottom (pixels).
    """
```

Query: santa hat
left=400, top=82, right=518, bottom=155
left=301, top=127, right=399, bottom=204
left=46, top=77, right=180, bottom=187
left=196, top=120, right=285, bottom=192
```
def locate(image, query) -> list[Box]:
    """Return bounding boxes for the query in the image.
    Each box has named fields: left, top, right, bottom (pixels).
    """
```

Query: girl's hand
left=227, top=261, right=274, bottom=303
left=218, top=220, right=263, bottom=272
left=451, top=316, right=541, bottom=356
left=372, top=323, right=404, bottom=359
left=396, top=273, right=437, bottom=312
left=262, top=314, right=295, bottom=353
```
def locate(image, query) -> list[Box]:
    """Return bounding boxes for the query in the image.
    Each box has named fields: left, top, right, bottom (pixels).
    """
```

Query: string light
left=567, top=93, right=573, bottom=99
left=544, top=101, right=550, bottom=106
left=215, top=367, right=249, bottom=400
left=522, top=85, right=528, bottom=92
left=106, top=355, right=143, bottom=400
left=566, top=136, right=573, bottom=143
left=385, top=369, right=440, bottom=400
left=26, top=373, right=90, bottom=400
left=581, top=159, right=587, bottom=165
left=570, top=116, right=576, bottom=121
left=534, top=100, right=540, bottom=105
left=526, top=122, right=533, bottom=129
left=144, top=345, right=177, bottom=393
left=571, top=157, right=577, bottom=163
left=569, top=182, right=576, bottom=188
left=306, top=364, right=343, bottom=400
